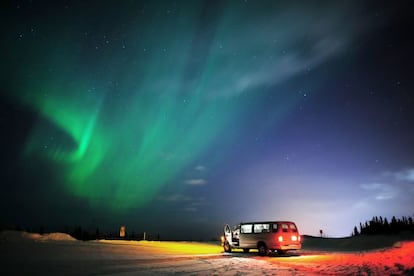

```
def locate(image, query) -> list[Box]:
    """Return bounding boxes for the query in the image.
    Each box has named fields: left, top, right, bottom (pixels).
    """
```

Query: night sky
left=1, top=0, right=413, bottom=240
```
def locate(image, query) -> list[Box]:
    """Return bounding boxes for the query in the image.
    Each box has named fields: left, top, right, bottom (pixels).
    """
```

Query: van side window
left=240, top=224, right=253, bottom=234
left=253, top=223, right=270, bottom=233
left=281, top=223, right=289, bottom=232
left=289, top=223, right=297, bottom=232
left=272, top=223, right=278, bottom=232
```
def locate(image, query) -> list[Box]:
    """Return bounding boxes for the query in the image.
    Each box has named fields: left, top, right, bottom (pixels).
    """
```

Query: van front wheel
left=258, top=243, right=268, bottom=256
left=223, top=242, right=232, bottom=253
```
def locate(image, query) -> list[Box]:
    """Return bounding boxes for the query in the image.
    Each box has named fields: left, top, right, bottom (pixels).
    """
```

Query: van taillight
left=278, top=236, right=283, bottom=242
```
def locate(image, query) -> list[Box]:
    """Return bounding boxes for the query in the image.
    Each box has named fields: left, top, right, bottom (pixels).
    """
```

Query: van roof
left=240, top=221, right=296, bottom=225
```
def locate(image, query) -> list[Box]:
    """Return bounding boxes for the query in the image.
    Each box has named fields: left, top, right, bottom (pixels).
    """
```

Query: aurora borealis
left=1, top=1, right=414, bottom=239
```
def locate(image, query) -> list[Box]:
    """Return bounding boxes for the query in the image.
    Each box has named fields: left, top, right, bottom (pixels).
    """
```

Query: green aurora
left=2, top=1, right=342, bottom=213
left=17, top=55, right=245, bottom=211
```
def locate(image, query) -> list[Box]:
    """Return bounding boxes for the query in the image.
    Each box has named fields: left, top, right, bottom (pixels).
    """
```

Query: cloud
left=360, top=182, right=398, bottom=200
left=157, top=194, right=192, bottom=202
left=195, top=165, right=206, bottom=171
left=360, top=168, right=414, bottom=201
left=202, top=2, right=375, bottom=98
left=185, top=178, right=207, bottom=186
left=381, top=168, right=414, bottom=185
left=157, top=194, right=207, bottom=213
left=206, top=36, right=349, bottom=98
left=394, top=169, right=414, bottom=182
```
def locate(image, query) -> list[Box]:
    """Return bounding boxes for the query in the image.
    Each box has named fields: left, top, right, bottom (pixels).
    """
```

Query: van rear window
left=280, top=223, right=298, bottom=232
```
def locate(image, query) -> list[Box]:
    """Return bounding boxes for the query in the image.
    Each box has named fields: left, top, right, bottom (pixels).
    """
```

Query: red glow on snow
left=266, top=241, right=414, bottom=275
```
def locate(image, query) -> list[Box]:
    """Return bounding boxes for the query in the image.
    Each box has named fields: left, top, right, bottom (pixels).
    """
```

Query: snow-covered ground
left=1, top=231, right=413, bottom=275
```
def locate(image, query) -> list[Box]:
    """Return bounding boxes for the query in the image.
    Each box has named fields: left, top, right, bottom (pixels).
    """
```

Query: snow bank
left=0, top=231, right=76, bottom=242
left=38, top=232, right=77, bottom=241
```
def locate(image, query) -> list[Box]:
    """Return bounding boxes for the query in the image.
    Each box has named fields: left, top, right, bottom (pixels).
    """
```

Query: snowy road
left=1, top=231, right=413, bottom=275
left=0, top=244, right=298, bottom=276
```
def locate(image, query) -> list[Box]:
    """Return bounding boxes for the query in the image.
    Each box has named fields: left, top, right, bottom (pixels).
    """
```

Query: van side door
left=224, top=224, right=232, bottom=245
left=239, top=223, right=254, bottom=247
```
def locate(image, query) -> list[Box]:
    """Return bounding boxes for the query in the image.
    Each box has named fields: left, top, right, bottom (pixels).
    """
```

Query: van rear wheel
left=258, top=243, right=268, bottom=256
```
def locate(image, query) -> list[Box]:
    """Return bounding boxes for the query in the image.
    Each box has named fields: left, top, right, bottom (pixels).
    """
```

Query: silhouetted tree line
left=352, top=215, right=414, bottom=236
left=69, top=226, right=161, bottom=241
